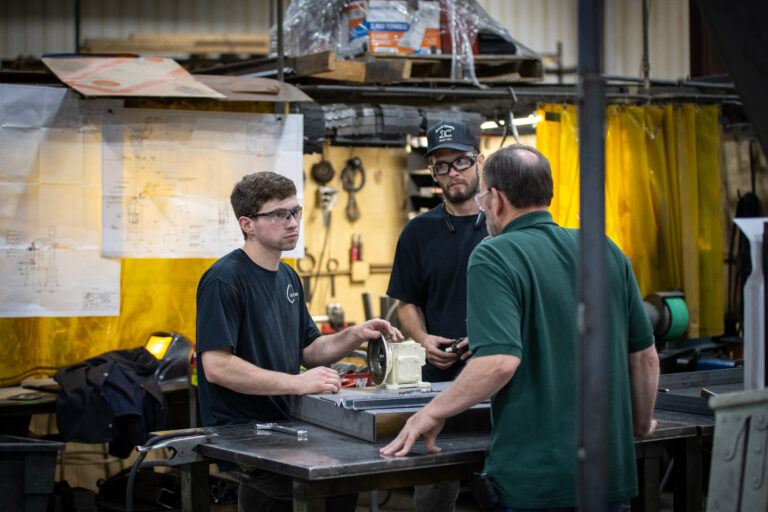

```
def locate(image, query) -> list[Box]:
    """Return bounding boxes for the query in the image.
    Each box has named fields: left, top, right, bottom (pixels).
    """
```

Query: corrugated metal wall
left=0, top=0, right=274, bottom=58
left=1, top=0, right=689, bottom=81
left=479, top=0, right=690, bottom=81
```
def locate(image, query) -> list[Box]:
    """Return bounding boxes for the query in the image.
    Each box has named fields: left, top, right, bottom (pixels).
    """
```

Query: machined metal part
left=255, top=422, right=308, bottom=441
left=442, top=338, right=466, bottom=355
left=655, top=368, right=744, bottom=416
left=290, top=382, right=491, bottom=442
left=367, top=335, right=390, bottom=385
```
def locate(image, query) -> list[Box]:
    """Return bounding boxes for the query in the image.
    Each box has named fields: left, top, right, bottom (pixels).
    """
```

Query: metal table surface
left=178, top=410, right=714, bottom=512
left=197, top=421, right=489, bottom=481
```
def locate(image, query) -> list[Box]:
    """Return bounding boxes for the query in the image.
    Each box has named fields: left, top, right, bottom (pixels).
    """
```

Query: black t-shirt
left=195, top=249, right=320, bottom=426
left=387, top=205, right=488, bottom=381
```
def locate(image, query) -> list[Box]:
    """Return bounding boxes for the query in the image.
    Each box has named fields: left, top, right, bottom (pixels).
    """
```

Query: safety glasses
left=249, top=206, right=303, bottom=225
left=430, top=154, right=477, bottom=176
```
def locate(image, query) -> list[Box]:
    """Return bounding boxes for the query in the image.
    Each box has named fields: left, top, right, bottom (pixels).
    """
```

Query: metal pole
left=577, top=0, right=608, bottom=510
left=74, top=0, right=81, bottom=53
left=763, top=222, right=767, bottom=388
left=275, top=0, right=285, bottom=114
left=642, top=0, right=651, bottom=91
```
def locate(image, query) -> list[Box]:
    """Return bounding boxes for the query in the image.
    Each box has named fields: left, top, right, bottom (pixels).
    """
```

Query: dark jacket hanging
left=54, top=347, right=167, bottom=458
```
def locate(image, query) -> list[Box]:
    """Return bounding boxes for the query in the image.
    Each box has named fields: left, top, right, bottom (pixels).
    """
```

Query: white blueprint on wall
left=0, top=84, right=121, bottom=318
left=100, top=109, right=304, bottom=258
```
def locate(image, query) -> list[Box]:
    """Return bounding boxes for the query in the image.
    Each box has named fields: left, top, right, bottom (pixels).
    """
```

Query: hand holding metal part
left=441, top=337, right=472, bottom=361
left=422, top=334, right=461, bottom=369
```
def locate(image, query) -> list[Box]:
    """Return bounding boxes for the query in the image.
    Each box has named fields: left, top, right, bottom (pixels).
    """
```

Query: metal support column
left=763, top=222, right=768, bottom=387
left=275, top=0, right=285, bottom=114
left=577, top=0, right=608, bottom=510
left=181, top=461, right=210, bottom=512
left=74, top=0, right=81, bottom=53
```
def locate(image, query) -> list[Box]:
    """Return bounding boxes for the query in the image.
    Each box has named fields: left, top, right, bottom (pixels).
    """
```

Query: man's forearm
left=628, top=345, right=660, bottom=436
left=302, top=329, right=362, bottom=367
left=424, top=354, right=520, bottom=419
left=201, top=349, right=298, bottom=395
left=397, top=302, right=428, bottom=344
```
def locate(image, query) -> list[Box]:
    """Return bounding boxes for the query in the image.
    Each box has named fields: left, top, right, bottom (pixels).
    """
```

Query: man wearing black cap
left=386, top=120, right=487, bottom=512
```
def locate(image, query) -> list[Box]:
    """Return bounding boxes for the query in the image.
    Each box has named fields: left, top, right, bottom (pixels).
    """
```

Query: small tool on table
left=255, top=422, right=308, bottom=441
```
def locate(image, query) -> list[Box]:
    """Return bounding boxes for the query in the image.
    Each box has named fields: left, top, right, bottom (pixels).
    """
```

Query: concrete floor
left=356, top=487, right=477, bottom=512
left=356, top=486, right=682, bottom=512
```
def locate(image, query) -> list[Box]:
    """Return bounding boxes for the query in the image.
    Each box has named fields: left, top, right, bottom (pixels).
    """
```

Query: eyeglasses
left=249, top=206, right=303, bottom=225
left=474, top=187, right=492, bottom=212
left=430, top=154, right=477, bottom=176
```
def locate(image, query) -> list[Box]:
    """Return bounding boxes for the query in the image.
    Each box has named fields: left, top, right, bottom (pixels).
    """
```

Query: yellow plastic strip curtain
left=536, top=104, right=581, bottom=229
left=694, top=106, right=724, bottom=337
left=0, top=258, right=215, bottom=386
left=536, top=103, right=724, bottom=339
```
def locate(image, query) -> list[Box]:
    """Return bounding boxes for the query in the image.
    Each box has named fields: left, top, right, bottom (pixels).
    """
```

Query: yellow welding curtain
left=0, top=259, right=215, bottom=386
left=536, top=103, right=723, bottom=339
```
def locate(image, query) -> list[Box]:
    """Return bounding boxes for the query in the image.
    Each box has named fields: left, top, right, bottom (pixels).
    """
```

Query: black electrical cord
left=309, top=219, right=332, bottom=309
left=126, top=428, right=206, bottom=512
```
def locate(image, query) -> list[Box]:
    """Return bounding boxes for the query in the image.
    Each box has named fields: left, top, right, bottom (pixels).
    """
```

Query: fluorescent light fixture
left=481, top=114, right=544, bottom=131
left=513, top=114, right=543, bottom=127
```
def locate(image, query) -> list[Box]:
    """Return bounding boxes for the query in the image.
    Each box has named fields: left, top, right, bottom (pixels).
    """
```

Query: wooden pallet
left=285, top=51, right=543, bottom=84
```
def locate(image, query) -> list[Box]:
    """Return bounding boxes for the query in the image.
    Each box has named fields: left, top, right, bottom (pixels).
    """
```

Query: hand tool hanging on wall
left=341, top=157, right=365, bottom=222
left=312, top=160, right=338, bottom=228
left=349, top=234, right=360, bottom=263
left=310, top=160, right=335, bottom=185
left=326, top=258, right=339, bottom=297
left=297, top=249, right=316, bottom=302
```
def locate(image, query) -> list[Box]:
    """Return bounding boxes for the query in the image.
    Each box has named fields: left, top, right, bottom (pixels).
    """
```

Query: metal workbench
left=176, top=409, right=714, bottom=512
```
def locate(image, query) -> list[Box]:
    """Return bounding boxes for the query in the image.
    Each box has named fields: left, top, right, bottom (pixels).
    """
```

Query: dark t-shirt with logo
left=196, top=248, right=320, bottom=426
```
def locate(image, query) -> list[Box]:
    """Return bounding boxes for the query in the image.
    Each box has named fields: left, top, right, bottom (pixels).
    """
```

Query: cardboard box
left=343, top=0, right=442, bottom=56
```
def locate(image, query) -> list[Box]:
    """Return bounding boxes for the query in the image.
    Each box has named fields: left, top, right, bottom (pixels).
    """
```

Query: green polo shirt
left=466, top=210, right=654, bottom=508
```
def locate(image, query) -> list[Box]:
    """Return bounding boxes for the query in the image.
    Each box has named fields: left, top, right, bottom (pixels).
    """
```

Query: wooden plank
left=306, top=59, right=409, bottom=83
left=292, top=51, right=337, bottom=77
left=364, top=59, right=411, bottom=83
left=192, top=75, right=314, bottom=103
left=310, top=60, right=367, bottom=82
left=82, top=32, right=270, bottom=55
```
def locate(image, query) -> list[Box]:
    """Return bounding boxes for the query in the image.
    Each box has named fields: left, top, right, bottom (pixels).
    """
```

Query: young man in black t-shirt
left=387, top=121, right=488, bottom=512
left=196, top=171, right=402, bottom=512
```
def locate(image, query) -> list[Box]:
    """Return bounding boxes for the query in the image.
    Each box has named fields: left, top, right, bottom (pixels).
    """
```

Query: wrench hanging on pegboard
left=341, top=157, right=366, bottom=222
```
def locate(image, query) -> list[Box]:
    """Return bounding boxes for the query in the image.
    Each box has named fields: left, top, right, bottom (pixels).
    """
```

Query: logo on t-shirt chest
left=286, top=284, right=299, bottom=303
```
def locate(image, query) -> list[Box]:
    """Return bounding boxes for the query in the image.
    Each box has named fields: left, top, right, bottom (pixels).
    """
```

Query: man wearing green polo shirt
left=381, top=144, right=660, bottom=511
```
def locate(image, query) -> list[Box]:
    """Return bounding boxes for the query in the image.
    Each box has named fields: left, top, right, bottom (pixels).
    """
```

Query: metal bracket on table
left=255, top=422, right=308, bottom=441
left=137, top=429, right=217, bottom=466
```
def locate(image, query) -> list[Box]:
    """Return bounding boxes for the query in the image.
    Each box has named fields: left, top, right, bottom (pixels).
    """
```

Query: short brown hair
left=483, top=145, right=553, bottom=208
left=230, top=172, right=296, bottom=238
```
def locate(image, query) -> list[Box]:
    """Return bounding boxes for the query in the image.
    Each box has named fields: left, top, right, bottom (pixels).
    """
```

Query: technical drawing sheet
left=101, top=109, right=304, bottom=258
left=0, top=84, right=121, bottom=317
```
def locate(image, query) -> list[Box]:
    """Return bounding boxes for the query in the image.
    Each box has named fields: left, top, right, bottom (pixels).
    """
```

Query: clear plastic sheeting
left=270, top=0, right=540, bottom=85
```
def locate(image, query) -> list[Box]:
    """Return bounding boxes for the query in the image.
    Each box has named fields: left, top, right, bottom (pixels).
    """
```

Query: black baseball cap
left=425, top=121, right=478, bottom=157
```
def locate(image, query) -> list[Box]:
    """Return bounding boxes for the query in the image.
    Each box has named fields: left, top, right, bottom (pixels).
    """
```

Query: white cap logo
left=437, top=125, right=454, bottom=143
